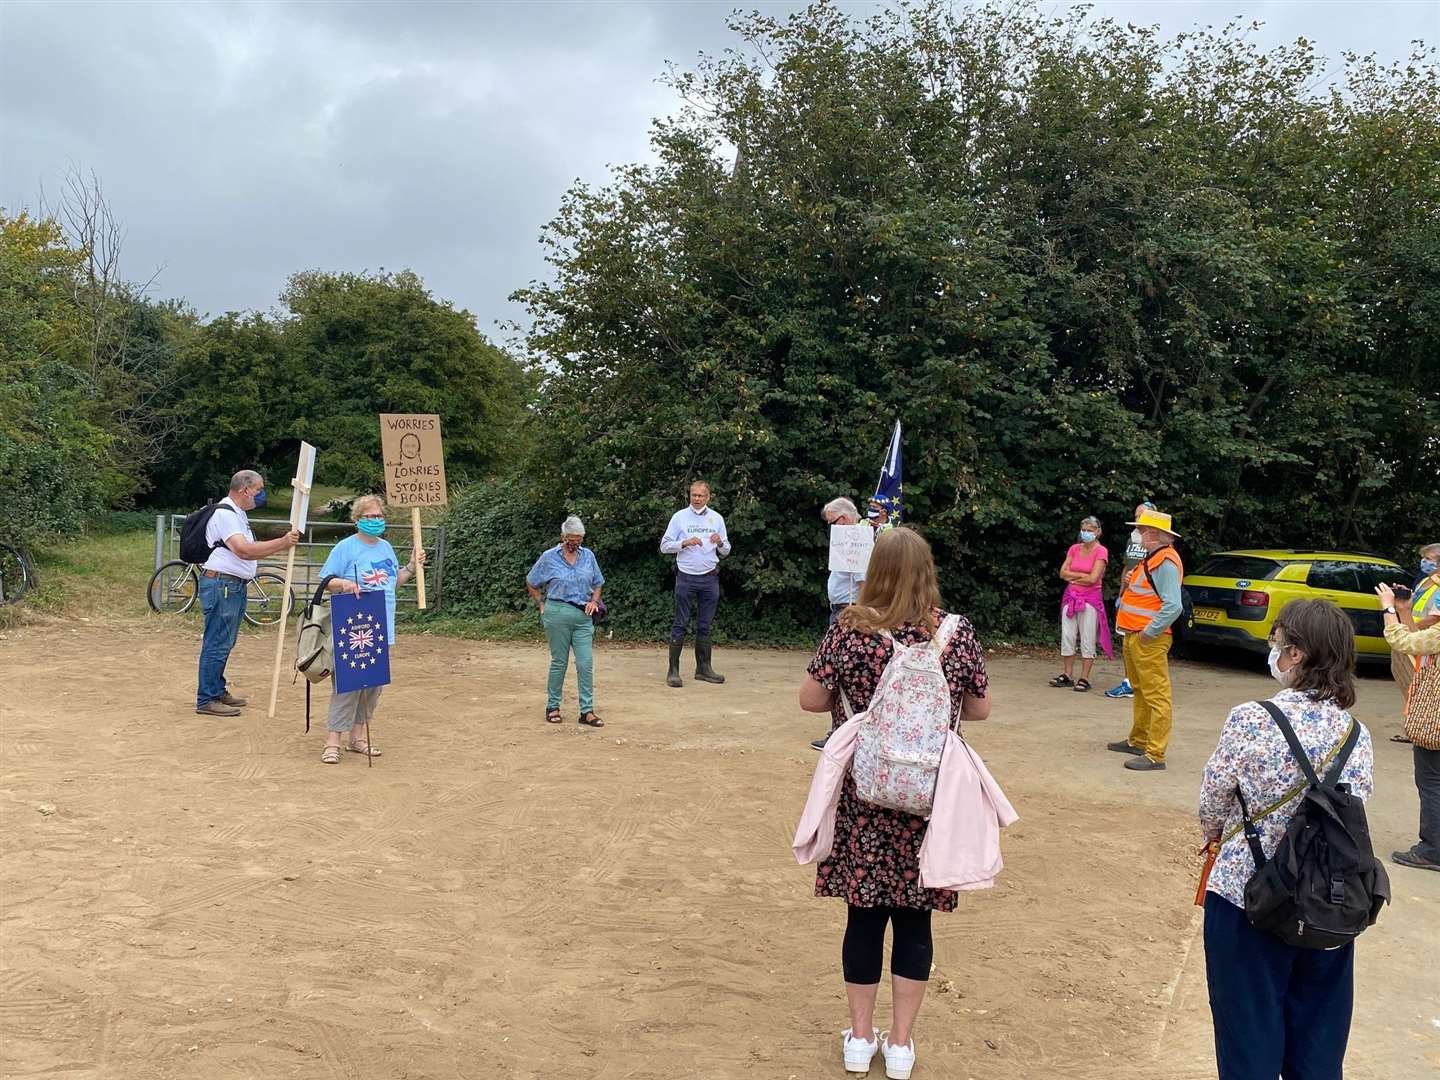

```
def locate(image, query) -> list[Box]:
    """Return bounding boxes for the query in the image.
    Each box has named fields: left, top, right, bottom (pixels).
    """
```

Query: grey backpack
left=294, top=576, right=337, bottom=730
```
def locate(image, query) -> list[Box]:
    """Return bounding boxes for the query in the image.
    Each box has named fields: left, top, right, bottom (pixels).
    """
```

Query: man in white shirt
left=811, top=496, right=865, bottom=751
left=659, top=480, right=731, bottom=687
left=823, top=497, right=865, bottom=623
left=195, top=470, right=300, bottom=716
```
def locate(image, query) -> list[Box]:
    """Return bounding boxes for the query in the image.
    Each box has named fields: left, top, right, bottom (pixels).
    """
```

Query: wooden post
left=266, top=443, right=315, bottom=720
left=266, top=544, right=298, bottom=718
left=411, top=506, right=427, bottom=609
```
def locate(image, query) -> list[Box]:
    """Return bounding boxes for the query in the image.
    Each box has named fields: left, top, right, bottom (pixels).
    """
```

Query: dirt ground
left=2, top=616, right=1436, bottom=1080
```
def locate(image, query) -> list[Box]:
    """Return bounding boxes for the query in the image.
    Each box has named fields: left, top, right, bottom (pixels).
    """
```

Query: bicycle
left=146, top=561, right=297, bottom=627
left=0, top=541, right=36, bottom=605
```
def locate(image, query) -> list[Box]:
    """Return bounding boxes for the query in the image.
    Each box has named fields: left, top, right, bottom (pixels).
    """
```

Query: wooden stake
left=266, top=544, right=298, bottom=719
left=411, top=506, right=427, bottom=609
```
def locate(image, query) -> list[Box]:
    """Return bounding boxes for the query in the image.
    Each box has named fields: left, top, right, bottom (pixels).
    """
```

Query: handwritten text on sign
left=379, top=413, right=448, bottom=507
left=828, top=524, right=875, bottom=575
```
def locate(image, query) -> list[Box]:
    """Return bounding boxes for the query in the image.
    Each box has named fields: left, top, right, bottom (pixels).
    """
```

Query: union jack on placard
left=330, top=591, right=391, bottom=693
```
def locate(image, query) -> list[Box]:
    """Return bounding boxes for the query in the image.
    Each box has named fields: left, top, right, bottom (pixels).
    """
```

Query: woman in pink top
left=1049, top=515, right=1113, bottom=692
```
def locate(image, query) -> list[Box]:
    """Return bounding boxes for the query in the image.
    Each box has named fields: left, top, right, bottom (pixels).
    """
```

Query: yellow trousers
left=1123, top=632, right=1173, bottom=763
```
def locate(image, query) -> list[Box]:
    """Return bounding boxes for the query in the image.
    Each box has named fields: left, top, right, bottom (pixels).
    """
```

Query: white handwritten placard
left=828, top=524, right=875, bottom=574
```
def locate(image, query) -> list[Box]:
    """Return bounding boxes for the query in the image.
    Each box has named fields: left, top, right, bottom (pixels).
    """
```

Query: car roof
left=1210, top=549, right=1403, bottom=568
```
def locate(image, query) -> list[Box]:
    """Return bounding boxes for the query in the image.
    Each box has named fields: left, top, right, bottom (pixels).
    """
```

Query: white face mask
left=1268, top=646, right=1295, bottom=687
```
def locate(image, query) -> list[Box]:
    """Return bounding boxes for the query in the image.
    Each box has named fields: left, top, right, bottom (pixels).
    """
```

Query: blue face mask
left=357, top=518, right=386, bottom=537
left=1079, top=530, right=1097, bottom=543
left=251, top=488, right=267, bottom=508
left=1423, top=559, right=1438, bottom=574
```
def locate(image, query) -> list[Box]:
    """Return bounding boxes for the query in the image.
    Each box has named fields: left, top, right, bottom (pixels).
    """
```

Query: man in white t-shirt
left=195, top=469, right=300, bottom=716
left=659, top=480, right=731, bottom=687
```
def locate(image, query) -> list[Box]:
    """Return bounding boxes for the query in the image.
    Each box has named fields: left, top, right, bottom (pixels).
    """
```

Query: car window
left=1307, top=561, right=1361, bottom=592
left=1193, top=556, right=1280, bottom=581
left=1353, top=564, right=1405, bottom=594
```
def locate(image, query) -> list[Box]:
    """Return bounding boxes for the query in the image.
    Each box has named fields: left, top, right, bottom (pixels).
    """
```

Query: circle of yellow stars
left=339, top=611, right=387, bottom=670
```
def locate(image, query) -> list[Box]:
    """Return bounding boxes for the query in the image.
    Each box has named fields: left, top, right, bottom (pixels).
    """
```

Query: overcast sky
left=2, top=1, right=1436, bottom=344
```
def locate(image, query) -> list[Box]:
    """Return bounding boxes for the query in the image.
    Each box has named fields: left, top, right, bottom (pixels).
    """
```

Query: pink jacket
left=792, top=715, right=1018, bottom=890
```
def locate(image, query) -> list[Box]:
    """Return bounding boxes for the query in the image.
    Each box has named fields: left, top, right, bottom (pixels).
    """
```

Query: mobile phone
left=1393, top=585, right=1413, bottom=601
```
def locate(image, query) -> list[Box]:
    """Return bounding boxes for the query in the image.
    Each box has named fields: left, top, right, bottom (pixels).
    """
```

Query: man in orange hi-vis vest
left=1106, top=508, right=1185, bottom=771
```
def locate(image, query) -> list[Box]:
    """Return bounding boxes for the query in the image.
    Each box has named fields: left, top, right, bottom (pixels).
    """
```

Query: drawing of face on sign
left=386, top=433, right=423, bottom=466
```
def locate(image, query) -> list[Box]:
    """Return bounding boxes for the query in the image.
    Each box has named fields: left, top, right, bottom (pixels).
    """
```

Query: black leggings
left=842, top=904, right=934, bottom=984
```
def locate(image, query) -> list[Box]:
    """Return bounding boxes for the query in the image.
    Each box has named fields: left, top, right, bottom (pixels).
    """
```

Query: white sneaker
left=880, top=1033, right=916, bottom=1079
left=842, top=1027, right=879, bottom=1073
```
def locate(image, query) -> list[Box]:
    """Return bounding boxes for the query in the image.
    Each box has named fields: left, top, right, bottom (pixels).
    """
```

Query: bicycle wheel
left=244, top=572, right=297, bottom=627
left=147, top=561, right=198, bottom=614
left=0, top=543, right=34, bottom=605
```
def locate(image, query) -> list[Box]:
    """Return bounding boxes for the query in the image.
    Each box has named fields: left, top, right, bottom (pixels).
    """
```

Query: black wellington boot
left=667, top=640, right=684, bottom=687
left=694, top=637, right=726, bottom=684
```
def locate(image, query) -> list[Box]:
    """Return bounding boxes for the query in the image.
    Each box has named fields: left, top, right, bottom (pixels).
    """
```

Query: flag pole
left=411, top=506, right=427, bottom=609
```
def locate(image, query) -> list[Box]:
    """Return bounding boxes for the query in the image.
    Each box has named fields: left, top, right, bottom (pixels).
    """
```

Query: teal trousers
left=542, top=601, right=594, bottom=712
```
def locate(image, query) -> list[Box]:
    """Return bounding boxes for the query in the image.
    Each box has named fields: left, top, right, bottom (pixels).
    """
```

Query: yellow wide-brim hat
left=1127, top=508, right=1181, bottom=538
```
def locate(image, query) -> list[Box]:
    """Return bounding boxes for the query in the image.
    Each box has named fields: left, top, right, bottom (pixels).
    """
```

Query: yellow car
left=1181, top=550, right=1406, bottom=660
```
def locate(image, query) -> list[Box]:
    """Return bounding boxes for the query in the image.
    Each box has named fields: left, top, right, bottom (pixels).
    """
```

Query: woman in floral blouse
left=1198, top=599, right=1373, bottom=1080
left=798, top=527, right=990, bottom=1080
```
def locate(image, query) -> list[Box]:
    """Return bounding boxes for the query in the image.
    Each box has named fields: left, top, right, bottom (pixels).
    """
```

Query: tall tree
left=493, top=1, right=1438, bottom=641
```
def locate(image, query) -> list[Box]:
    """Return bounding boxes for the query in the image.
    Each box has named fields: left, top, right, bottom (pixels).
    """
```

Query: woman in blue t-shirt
left=526, top=515, right=606, bottom=727
left=317, top=494, right=425, bottom=764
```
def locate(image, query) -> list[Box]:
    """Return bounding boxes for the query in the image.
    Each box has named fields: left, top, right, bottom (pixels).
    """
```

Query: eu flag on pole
left=332, top=590, right=391, bottom=693
left=872, top=419, right=903, bottom=524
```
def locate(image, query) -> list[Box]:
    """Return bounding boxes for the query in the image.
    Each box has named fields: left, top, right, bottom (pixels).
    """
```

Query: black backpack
left=1236, top=701, right=1390, bottom=949
left=178, top=500, right=238, bottom=564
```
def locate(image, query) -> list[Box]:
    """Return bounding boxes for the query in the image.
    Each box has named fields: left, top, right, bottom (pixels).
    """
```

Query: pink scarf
left=1062, top=585, right=1114, bottom=659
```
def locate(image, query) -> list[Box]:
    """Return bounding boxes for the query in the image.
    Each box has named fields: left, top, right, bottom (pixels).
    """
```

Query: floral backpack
left=843, top=614, right=962, bottom=817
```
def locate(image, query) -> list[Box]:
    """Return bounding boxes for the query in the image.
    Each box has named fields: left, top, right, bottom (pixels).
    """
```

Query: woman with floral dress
left=1198, top=599, right=1374, bottom=1080
left=798, top=527, right=991, bottom=1079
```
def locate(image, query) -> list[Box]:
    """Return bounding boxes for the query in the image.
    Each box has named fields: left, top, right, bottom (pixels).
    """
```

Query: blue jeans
left=1203, top=892, right=1353, bottom=1080
left=671, top=571, right=719, bottom=642
left=196, top=574, right=247, bottom=708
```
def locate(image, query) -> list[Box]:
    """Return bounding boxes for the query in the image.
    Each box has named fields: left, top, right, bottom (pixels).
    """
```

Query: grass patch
left=27, top=526, right=156, bottom=621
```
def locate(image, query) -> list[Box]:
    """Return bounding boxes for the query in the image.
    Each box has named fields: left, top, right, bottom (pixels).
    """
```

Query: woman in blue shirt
left=317, top=494, right=425, bottom=764
left=526, top=515, right=606, bottom=727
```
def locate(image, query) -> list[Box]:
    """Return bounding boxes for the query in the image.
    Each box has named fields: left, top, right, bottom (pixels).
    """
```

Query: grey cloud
left=2, top=0, right=1434, bottom=338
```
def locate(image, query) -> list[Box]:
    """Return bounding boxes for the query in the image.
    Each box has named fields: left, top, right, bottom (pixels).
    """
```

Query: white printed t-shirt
left=660, top=507, right=731, bottom=575
left=202, top=497, right=258, bottom=579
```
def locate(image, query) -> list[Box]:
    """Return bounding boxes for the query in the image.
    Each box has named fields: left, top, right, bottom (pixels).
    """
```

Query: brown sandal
left=545, top=708, right=563, bottom=724
left=578, top=712, right=605, bottom=728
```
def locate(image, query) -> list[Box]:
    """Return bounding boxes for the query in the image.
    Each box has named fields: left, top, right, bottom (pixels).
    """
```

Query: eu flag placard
left=331, top=590, right=392, bottom=693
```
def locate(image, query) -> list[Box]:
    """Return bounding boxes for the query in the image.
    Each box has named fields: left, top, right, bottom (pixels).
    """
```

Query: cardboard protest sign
left=828, top=523, right=875, bottom=575
left=379, top=414, right=447, bottom=507
left=332, top=590, right=392, bottom=693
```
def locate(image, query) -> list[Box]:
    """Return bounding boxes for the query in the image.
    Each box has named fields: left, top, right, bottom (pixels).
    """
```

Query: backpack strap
left=306, top=574, right=339, bottom=616
left=210, top=501, right=241, bottom=552
left=929, top=613, right=962, bottom=656
left=1257, top=700, right=1358, bottom=790
left=1233, top=786, right=1269, bottom=870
